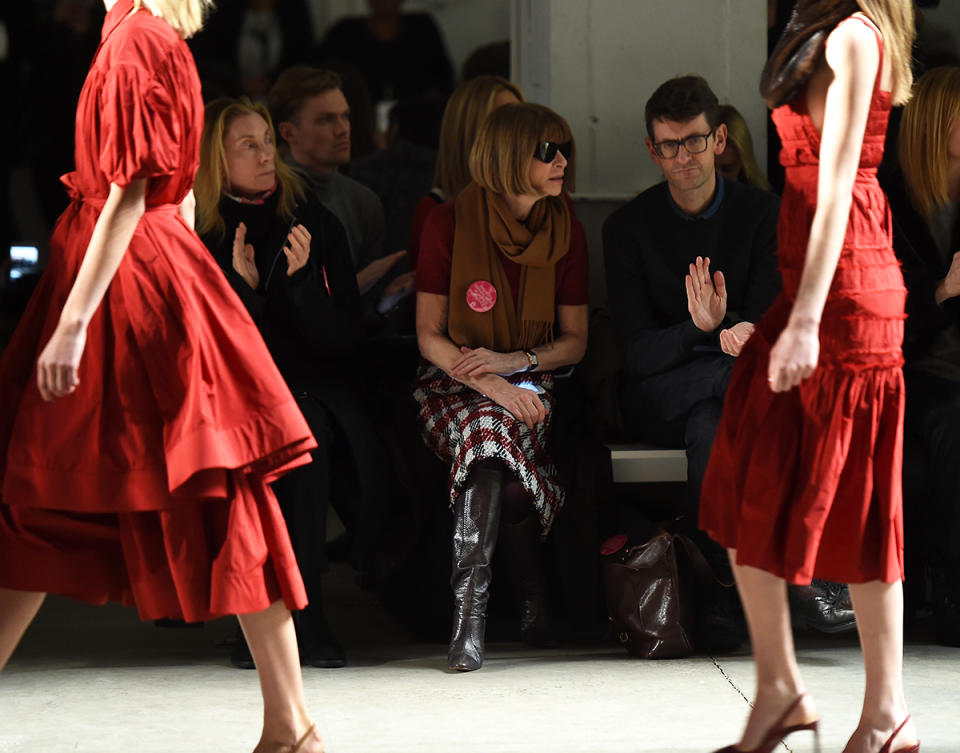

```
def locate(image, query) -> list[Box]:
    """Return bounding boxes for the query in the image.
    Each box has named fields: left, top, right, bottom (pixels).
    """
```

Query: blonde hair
left=134, top=0, right=213, bottom=39
left=195, top=97, right=306, bottom=240
left=899, top=66, right=960, bottom=221
left=717, top=104, right=771, bottom=191
left=469, top=102, right=576, bottom=197
left=434, top=75, right=524, bottom=199
left=857, top=0, right=915, bottom=105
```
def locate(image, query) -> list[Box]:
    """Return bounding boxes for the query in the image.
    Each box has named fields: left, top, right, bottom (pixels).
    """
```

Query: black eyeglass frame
left=533, top=140, right=573, bottom=164
left=652, top=128, right=716, bottom=159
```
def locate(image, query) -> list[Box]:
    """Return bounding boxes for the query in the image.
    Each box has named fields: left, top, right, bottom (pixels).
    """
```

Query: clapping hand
left=719, top=321, right=755, bottom=357
left=232, top=222, right=259, bottom=289
left=936, top=250, right=960, bottom=305
left=685, top=256, right=727, bottom=332
left=283, top=224, right=311, bottom=276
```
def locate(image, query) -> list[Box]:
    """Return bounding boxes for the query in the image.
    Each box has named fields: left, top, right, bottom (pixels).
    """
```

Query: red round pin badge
left=466, top=280, right=497, bottom=312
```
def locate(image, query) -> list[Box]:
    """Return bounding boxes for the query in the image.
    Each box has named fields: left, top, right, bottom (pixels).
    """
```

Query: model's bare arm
left=37, top=179, right=147, bottom=400
left=768, top=21, right=878, bottom=392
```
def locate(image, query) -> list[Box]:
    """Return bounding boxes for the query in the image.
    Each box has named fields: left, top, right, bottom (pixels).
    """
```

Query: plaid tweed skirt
left=413, top=365, right=564, bottom=535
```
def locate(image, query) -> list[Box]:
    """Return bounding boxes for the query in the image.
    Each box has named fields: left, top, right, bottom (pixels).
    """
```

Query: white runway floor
left=2, top=565, right=958, bottom=753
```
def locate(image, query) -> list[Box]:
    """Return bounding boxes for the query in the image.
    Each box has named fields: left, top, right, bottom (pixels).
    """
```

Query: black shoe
left=788, top=580, right=857, bottom=634
left=295, top=608, right=347, bottom=668
left=230, top=625, right=256, bottom=669
left=448, top=462, right=504, bottom=671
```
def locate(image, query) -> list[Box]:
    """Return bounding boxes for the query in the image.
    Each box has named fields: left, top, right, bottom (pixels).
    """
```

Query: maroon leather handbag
left=601, top=531, right=713, bottom=659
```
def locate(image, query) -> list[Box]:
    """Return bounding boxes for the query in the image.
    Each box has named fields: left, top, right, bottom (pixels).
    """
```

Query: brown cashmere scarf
left=448, top=181, right=571, bottom=351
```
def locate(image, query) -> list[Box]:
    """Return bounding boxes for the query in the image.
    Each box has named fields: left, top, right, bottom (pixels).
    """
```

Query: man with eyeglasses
left=603, top=75, right=783, bottom=649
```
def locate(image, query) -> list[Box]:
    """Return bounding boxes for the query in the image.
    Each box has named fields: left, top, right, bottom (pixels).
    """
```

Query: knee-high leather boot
left=448, top=462, right=503, bottom=671
left=498, top=512, right=558, bottom=647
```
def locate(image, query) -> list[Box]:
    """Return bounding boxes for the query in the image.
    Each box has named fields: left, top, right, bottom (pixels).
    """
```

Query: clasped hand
left=685, top=256, right=727, bottom=332
left=449, top=346, right=526, bottom=378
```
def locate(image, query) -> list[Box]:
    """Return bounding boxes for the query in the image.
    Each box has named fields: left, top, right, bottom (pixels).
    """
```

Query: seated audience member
left=314, top=0, right=453, bottom=109
left=715, top=104, right=772, bottom=190
left=408, top=75, right=523, bottom=269
left=188, top=0, right=313, bottom=100
left=350, top=95, right=445, bottom=265
left=603, top=75, right=855, bottom=641
left=882, top=66, right=960, bottom=646
left=415, top=103, right=588, bottom=671
left=195, top=97, right=389, bottom=668
left=268, top=65, right=410, bottom=314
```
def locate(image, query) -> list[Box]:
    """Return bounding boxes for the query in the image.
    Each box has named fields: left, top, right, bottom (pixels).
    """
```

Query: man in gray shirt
left=269, top=65, right=409, bottom=302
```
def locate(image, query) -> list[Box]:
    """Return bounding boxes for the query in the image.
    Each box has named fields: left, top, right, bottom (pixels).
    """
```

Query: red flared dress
left=0, top=0, right=315, bottom=621
left=700, top=17, right=906, bottom=585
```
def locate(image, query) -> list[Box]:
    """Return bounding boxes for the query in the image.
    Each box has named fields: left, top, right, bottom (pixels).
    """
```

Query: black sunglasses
left=533, top=140, right=572, bottom=163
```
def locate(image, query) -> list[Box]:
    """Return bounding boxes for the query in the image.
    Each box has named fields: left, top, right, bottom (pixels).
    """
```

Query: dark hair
left=760, top=0, right=859, bottom=108
left=267, top=65, right=343, bottom=130
left=644, top=75, right=720, bottom=140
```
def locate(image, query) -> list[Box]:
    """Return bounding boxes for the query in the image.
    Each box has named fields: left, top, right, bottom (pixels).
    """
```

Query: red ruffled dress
left=700, top=16, right=906, bottom=585
left=0, top=1, right=314, bottom=621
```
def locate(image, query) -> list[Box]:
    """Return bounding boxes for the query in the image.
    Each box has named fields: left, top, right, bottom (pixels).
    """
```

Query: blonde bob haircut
left=899, top=66, right=960, bottom=222
left=195, top=97, right=306, bottom=241
left=857, top=0, right=915, bottom=106
left=433, top=75, right=524, bottom=199
left=717, top=104, right=771, bottom=191
left=134, top=0, right=213, bottom=39
left=469, top=102, right=576, bottom=198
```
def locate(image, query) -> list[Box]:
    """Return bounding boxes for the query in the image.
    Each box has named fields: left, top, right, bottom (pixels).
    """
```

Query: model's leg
left=728, top=554, right=818, bottom=750
left=841, top=581, right=918, bottom=753
left=0, top=589, right=45, bottom=671
left=238, top=601, right=324, bottom=753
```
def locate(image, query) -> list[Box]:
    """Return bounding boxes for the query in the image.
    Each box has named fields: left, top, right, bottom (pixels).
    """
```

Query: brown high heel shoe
left=712, top=692, right=820, bottom=753
left=879, top=715, right=919, bottom=753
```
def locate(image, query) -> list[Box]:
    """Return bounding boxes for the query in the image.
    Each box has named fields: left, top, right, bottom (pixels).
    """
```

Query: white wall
left=306, top=0, right=511, bottom=80
left=514, top=0, right=768, bottom=200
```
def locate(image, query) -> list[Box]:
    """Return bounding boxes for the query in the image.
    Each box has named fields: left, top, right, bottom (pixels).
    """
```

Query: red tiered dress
left=0, top=0, right=315, bottom=621
left=700, top=17, right=906, bottom=585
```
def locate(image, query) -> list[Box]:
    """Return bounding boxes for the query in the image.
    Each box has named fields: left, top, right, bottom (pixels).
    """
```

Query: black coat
left=881, top=168, right=960, bottom=379
left=202, top=191, right=366, bottom=397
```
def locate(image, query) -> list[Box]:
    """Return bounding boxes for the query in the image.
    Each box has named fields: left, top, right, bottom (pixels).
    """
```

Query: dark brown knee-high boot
left=448, top=461, right=504, bottom=671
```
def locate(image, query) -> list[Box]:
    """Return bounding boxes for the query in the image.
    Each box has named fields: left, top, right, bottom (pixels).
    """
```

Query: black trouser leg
left=496, top=476, right=557, bottom=646
left=905, top=371, right=960, bottom=644
left=448, top=460, right=505, bottom=671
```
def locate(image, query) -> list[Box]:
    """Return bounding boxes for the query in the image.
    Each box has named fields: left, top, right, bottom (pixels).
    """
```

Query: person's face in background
left=223, top=113, right=277, bottom=198
left=646, top=114, right=727, bottom=195
left=716, top=141, right=742, bottom=182
left=527, top=142, right=568, bottom=199
left=279, top=89, right=352, bottom=173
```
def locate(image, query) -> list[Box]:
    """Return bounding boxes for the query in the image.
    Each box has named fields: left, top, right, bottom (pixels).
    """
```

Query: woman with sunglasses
left=700, top=1, right=918, bottom=752
left=414, top=102, right=588, bottom=671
